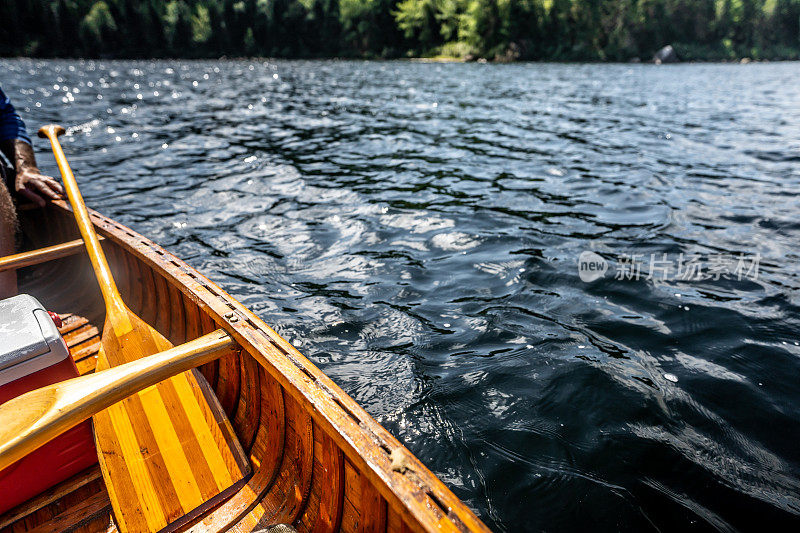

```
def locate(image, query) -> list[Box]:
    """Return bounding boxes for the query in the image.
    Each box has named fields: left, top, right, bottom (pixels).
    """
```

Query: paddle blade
left=94, top=309, right=250, bottom=533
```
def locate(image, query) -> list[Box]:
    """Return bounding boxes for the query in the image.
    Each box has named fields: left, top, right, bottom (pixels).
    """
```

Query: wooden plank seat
left=25, top=491, right=112, bottom=533
left=0, top=466, right=111, bottom=533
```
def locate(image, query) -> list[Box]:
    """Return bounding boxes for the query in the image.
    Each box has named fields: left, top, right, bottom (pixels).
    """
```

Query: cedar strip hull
left=0, top=201, right=491, bottom=533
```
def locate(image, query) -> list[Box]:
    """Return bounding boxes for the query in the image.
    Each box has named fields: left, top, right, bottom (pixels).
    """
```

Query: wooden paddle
left=0, top=329, right=236, bottom=471
left=38, top=125, right=251, bottom=533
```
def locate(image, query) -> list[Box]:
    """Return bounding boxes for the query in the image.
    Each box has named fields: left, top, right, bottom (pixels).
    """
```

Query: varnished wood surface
left=0, top=330, right=238, bottom=471
left=24, top=492, right=111, bottom=533
left=0, top=237, right=101, bottom=273
left=36, top=127, right=252, bottom=533
left=2, top=199, right=491, bottom=533
left=0, top=466, right=111, bottom=533
left=0, top=467, right=104, bottom=531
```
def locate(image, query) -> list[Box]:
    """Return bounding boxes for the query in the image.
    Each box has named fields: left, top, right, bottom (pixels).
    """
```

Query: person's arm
left=0, top=87, right=63, bottom=206
left=1, top=138, right=64, bottom=206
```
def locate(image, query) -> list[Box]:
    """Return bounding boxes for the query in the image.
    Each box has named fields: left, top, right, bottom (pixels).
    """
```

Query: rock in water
left=495, top=42, right=522, bottom=63
left=653, top=45, right=678, bottom=64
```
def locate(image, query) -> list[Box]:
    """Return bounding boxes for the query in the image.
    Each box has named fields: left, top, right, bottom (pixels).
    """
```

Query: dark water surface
left=3, top=59, right=800, bottom=531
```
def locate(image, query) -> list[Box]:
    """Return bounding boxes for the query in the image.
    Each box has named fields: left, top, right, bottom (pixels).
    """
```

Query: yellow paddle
left=38, top=125, right=251, bottom=533
left=0, top=329, right=236, bottom=471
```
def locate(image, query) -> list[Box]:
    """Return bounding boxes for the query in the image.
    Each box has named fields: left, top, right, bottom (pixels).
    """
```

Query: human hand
left=15, top=168, right=64, bottom=207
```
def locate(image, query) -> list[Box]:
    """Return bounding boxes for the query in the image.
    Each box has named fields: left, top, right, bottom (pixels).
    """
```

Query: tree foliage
left=0, top=0, right=798, bottom=60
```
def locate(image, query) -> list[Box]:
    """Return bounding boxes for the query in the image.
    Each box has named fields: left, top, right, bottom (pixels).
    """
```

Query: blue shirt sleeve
left=0, top=86, right=32, bottom=145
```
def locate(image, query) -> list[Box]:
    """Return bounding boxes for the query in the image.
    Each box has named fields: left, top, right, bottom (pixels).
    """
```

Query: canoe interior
left=0, top=202, right=488, bottom=533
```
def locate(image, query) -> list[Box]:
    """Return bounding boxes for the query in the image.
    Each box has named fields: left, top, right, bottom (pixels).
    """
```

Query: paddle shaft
left=0, top=237, right=103, bottom=273
left=37, top=125, right=126, bottom=321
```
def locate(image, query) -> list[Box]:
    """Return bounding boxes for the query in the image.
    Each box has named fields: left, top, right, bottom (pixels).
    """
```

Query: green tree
left=1, top=0, right=799, bottom=60
left=164, top=0, right=193, bottom=52
left=395, top=0, right=440, bottom=51
left=192, top=4, right=213, bottom=45
left=79, top=1, right=117, bottom=52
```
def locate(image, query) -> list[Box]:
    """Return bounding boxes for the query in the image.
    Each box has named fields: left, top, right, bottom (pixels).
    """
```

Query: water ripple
left=4, top=59, right=800, bottom=532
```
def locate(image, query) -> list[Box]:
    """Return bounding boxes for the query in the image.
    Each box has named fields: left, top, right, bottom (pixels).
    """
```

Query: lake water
left=3, top=59, right=800, bottom=531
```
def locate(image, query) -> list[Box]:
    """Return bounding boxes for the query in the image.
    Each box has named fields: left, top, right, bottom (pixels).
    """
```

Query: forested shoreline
left=2, top=0, right=799, bottom=62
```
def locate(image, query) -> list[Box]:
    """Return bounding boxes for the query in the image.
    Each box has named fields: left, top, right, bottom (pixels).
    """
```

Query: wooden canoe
left=0, top=200, right=491, bottom=533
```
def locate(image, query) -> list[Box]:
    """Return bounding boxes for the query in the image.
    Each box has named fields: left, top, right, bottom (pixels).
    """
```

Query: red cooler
left=0, top=294, right=97, bottom=514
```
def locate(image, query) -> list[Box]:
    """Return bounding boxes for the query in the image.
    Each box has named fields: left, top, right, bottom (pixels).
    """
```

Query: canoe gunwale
left=44, top=200, right=489, bottom=533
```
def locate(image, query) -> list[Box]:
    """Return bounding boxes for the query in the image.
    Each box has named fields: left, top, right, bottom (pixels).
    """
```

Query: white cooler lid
left=0, top=294, right=68, bottom=386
